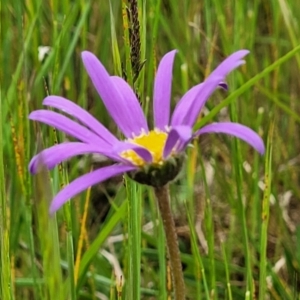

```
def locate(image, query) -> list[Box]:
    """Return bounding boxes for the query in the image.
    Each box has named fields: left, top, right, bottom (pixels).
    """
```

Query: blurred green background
left=1, top=0, right=300, bottom=299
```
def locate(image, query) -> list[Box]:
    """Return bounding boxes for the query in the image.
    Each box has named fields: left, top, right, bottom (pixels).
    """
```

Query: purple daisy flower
left=29, top=49, right=265, bottom=213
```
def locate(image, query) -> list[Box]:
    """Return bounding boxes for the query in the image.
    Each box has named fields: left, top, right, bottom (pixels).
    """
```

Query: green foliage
left=1, top=0, right=300, bottom=299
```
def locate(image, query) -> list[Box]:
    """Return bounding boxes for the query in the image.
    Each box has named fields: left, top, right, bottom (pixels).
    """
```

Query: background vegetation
left=1, top=0, right=300, bottom=299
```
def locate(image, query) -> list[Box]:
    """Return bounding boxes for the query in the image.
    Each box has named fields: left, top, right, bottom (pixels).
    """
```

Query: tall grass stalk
left=259, top=123, right=273, bottom=299
left=0, top=87, right=13, bottom=300
left=126, top=180, right=142, bottom=299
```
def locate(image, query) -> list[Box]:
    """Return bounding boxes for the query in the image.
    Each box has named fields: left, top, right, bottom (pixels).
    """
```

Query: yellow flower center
left=121, top=130, right=168, bottom=166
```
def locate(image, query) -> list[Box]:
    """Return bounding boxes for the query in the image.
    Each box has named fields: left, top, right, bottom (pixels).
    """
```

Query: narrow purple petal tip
left=81, top=51, right=146, bottom=137
left=171, top=50, right=250, bottom=128
left=29, top=142, right=122, bottom=175
left=29, top=110, right=109, bottom=146
left=153, top=49, right=177, bottom=129
left=42, top=95, right=118, bottom=145
left=49, top=164, right=136, bottom=214
left=29, top=156, right=42, bottom=174
left=196, top=122, right=265, bottom=155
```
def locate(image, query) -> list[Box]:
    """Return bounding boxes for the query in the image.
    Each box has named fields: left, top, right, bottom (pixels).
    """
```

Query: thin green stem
left=154, top=185, right=185, bottom=300
left=0, top=91, right=13, bottom=300
left=126, top=179, right=141, bottom=300
left=259, top=124, right=273, bottom=300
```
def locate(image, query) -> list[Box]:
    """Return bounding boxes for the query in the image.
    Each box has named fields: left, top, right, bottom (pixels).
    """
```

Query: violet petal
left=50, top=164, right=136, bottom=214
left=153, top=50, right=177, bottom=130
left=81, top=51, right=143, bottom=137
left=163, top=125, right=192, bottom=158
left=110, top=76, right=148, bottom=133
left=210, top=50, right=249, bottom=79
left=171, top=82, right=228, bottom=126
left=171, top=50, right=249, bottom=127
left=29, top=142, right=121, bottom=174
left=43, top=96, right=118, bottom=145
left=171, top=83, right=203, bottom=126
left=29, top=110, right=109, bottom=146
left=195, top=122, right=265, bottom=154
left=113, top=141, right=153, bottom=164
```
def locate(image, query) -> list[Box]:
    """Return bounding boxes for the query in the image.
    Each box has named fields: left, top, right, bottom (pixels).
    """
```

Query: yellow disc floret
left=121, top=129, right=168, bottom=166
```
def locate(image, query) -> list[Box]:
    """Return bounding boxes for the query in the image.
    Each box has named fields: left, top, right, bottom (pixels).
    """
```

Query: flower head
left=29, top=49, right=265, bottom=213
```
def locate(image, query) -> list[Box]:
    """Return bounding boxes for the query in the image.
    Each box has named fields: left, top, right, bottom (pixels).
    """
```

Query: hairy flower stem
left=154, top=185, right=185, bottom=300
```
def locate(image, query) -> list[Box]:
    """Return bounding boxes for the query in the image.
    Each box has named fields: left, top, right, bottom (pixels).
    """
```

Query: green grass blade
left=77, top=200, right=127, bottom=289
left=0, top=92, right=13, bottom=300
left=53, top=2, right=91, bottom=93
left=126, top=179, right=142, bottom=300
left=258, top=123, right=273, bottom=299
left=109, top=0, right=122, bottom=76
